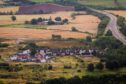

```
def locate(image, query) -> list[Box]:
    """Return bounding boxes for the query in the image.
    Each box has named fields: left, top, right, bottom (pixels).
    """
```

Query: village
left=10, top=47, right=97, bottom=63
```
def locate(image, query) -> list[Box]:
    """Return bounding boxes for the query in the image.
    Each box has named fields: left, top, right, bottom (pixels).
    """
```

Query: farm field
left=0, top=6, right=19, bottom=13
left=0, top=11, right=100, bottom=39
left=77, top=0, right=126, bottom=9
left=105, top=10, right=126, bottom=19
left=36, top=40, right=85, bottom=48
left=0, top=28, right=85, bottom=39
left=32, top=0, right=126, bottom=9
left=0, top=12, right=74, bottom=25
left=47, top=15, right=100, bottom=35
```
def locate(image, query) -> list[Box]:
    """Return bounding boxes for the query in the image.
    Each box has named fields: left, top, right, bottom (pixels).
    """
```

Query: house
left=18, top=3, right=75, bottom=14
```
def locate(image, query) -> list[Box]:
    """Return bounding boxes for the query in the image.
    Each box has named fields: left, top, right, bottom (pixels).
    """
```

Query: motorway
left=89, top=8, right=126, bottom=45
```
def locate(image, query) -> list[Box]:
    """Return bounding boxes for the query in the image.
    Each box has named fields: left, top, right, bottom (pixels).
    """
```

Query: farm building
left=18, top=3, right=75, bottom=14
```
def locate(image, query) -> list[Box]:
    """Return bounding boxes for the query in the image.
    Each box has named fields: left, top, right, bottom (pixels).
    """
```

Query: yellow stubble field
left=0, top=11, right=100, bottom=39
left=106, top=10, right=126, bottom=19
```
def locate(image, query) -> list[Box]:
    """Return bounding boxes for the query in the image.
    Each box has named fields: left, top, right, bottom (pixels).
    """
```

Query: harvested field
left=0, top=11, right=100, bottom=36
left=105, top=10, right=126, bottom=19
left=36, top=40, right=85, bottom=48
left=48, top=15, right=100, bottom=35
left=0, top=12, right=73, bottom=25
left=0, top=6, right=19, bottom=13
left=0, top=28, right=85, bottom=39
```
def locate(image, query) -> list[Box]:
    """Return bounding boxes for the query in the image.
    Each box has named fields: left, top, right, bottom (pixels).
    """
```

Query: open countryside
left=0, top=0, right=126, bottom=84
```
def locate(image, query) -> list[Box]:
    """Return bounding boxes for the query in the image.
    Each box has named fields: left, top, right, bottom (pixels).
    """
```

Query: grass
left=77, top=0, right=126, bottom=9
left=30, top=0, right=126, bottom=9
left=0, top=24, right=47, bottom=29
left=31, top=0, right=53, bottom=3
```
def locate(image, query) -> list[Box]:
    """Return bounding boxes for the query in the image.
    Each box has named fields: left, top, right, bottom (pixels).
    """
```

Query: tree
left=37, top=17, right=43, bottom=22
left=48, top=20, right=55, bottom=25
left=63, top=18, right=69, bottom=24
left=48, top=65, right=53, bottom=70
left=105, top=60, right=120, bottom=70
left=86, top=36, right=92, bottom=42
left=31, top=19, right=37, bottom=25
left=87, top=63, right=94, bottom=72
left=55, top=17, right=62, bottom=21
left=71, top=27, right=78, bottom=32
left=96, top=62, right=104, bottom=70
left=11, top=15, right=16, bottom=21
left=25, top=21, right=29, bottom=24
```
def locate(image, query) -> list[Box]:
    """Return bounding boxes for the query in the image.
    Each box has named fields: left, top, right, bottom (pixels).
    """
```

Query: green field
left=31, top=0, right=53, bottom=3
left=77, top=0, right=126, bottom=9
left=30, top=0, right=126, bottom=9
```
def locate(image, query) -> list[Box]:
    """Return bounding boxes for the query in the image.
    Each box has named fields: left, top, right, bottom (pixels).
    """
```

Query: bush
left=87, top=63, right=94, bottom=72
left=0, top=43, right=9, bottom=48
left=25, top=21, right=30, bottom=24
left=64, top=65, right=72, bottom=69
left=55, top=17, right=62, bottom=21
left=37, top=17, right=43, bottom=22
left=48, top=65, right=53, bottom=70
left=86, top=36, right=92, bottom=42
left=63, top=19, right=69, bottom=24
left=11, top=15, right=16, bottom=21
left=52, top=34, right=62, bottom=40
left=71, top=27, right=78, bottom=32
left=31, top=19, right=37, bottom=25
left=96, top=62, right=104, bottom=70
left=105, top=60, right=120, bottom=70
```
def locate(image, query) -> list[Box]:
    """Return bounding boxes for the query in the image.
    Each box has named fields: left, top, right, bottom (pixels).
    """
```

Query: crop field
left=0, top=12, right=73, bottom=25
left=0, top=6, right=19, bottom=13
left=32, top=0, right=126, bottom=9
left=78, top=0, right=126, bottom=9
left=105, top=10, right=126, bottom=19
left=36, top=40, right=85, bottom=48
left=48, top=15, right=100, bottom=36
left=0, top=28, right=85, bottom=39
left=0, top=11, right=100, bottom=39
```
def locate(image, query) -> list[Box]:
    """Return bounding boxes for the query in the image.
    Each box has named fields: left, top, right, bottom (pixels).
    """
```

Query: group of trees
left=41, top=74, right=126, bottom=84
left=0, top=63, right=23, bottom=72
left=25, top=17, right=69, bottom=25
left=0, top=11, right=14, bottom=15
left=52, top=34, right=62, bottom=40
left=0, top=43, right=9, bottom=48
left=87, top=61, right=123, bottom=72
left=117, top=16, right=126, bottom=36
left=94, top=35, right=126, bottom=70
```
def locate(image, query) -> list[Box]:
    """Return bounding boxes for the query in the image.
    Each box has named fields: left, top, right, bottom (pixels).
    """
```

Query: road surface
left=89, top=8, right=126, bottom=45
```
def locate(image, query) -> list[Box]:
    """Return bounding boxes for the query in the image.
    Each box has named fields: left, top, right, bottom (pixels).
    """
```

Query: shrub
left=71, top=27, right=78, bottom=32
left=31, top=19, right=37, bottom=25
left=11, top=15, right=16, bottom=21
left=48, top=65, right=53, bottom=70
left=25, top=21, right=30, bottom=24
left=96, top=62, right=104, bottom=70
left=87, top=63, right=94, bottom=72
left=55, top=17, right=62, bottom=21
